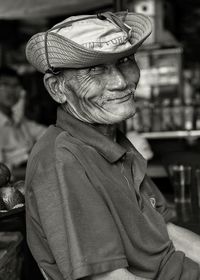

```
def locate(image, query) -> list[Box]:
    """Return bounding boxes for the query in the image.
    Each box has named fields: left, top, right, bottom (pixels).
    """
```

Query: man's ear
left=43, top=73, right=67, bottom=104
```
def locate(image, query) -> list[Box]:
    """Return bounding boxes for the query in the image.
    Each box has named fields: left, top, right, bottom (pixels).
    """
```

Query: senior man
left=25, top=11, right=200, bottom=280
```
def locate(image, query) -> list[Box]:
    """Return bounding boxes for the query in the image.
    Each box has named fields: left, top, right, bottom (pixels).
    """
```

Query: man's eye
left=90, top=65, right=105, bottom=74
left=119, top=56, right=135, bottom=65
left=120, top=57, right=129, bottom=64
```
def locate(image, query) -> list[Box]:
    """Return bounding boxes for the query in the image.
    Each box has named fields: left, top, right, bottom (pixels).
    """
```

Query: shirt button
left=150, top=197, right=156, bottom=208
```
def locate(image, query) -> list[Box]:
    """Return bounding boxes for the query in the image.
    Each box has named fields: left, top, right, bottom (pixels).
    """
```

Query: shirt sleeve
left=141, top=175, right=175, bottom=222
left=26, top=146, right=128, bottom=280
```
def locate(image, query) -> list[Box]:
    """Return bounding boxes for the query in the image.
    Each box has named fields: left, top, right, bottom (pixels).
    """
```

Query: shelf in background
left=139, top=130, right=200, bottom=139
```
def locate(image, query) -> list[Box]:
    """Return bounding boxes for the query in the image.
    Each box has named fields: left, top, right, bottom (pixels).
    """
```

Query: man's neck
left=90, top=123, right=117, bottom=142
left=62, top=105, right=118, bottom=141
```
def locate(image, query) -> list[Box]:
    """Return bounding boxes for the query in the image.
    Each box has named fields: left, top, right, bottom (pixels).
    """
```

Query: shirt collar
left=56, top=107, right=127, bottom=163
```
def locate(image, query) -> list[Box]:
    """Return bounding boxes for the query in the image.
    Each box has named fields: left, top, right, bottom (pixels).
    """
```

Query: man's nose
left=107, top=66, right=127, bottom=90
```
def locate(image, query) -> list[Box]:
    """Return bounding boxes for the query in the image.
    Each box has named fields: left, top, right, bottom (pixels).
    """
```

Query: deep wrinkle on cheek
left=64, top=71, right=91, bottom=102
left=76, top=72, right=93, bottom=97
left=76, top=71, right=102, bottom=102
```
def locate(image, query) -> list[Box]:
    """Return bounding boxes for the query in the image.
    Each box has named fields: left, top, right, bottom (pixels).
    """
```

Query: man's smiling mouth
left=107, top=91, right=135, bottom=102
left=95, top=90, right=135, bottom=106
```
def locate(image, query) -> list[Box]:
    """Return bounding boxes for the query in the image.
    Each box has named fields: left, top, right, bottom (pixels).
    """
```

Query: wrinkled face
left=61, top=55, right=140, bottom=124
left=0, top=76, right=21, bottom=108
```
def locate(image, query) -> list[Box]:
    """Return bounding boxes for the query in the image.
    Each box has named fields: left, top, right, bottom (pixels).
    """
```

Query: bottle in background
left=161, top=98, right=173, bottom=131
left=183, top=103, right=194, bottom=131
left=194, top=94, right=200, bottom=130
left=140, top=100, right=152, bottom=132
left=152, top=101, right=162, bottom=131
left=172, top=98, right=184, bottom=130
left=183, top=70, right=194, bottom=105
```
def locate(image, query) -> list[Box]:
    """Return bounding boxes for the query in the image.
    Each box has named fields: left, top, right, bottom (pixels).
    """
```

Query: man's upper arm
left=167, top=222, right=200, bottom=266
left=89, top=268, right=151, bottom=280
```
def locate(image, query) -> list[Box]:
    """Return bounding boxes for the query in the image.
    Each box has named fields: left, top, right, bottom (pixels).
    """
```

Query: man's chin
left=101, top=112, right=136, bottom=125
left=103, top=104, right=136, bottom=119
left=84, top=107, right=136, bottom=124
left=112, top=111, right=136, bottom=122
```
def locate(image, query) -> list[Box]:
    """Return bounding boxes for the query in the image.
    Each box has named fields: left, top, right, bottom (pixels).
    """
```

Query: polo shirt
left=25, top=106, right=200, bottom=280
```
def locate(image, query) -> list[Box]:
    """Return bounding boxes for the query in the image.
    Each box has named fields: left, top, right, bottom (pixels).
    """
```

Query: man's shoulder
left=28, top=125, right=63, bottom=161
left=33, top=124, right=85, bottom=156
left=25, top=124, right=89, bottom=192
left=26, top=124, right=84, bottom=174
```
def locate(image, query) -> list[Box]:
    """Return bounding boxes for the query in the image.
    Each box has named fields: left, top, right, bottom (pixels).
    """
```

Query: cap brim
left=26, top=12, right=152, bottom=73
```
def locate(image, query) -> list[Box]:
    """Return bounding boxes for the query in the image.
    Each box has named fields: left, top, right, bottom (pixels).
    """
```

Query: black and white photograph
left=0, top=0, right=200, bottom=279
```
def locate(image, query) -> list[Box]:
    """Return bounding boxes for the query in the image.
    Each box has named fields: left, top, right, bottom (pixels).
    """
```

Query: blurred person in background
left=25, top=11, right=200, bottom=280
left=0, top=67, right=46, bottom=170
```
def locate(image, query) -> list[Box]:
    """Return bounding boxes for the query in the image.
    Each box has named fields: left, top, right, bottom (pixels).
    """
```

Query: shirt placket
left=120, top=152, right=144, bottom=210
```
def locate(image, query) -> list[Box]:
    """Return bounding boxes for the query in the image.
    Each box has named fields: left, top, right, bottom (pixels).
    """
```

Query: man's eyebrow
left=91, top=64, right=105, bottom=68
left=89, top=64, right=105, bottom=68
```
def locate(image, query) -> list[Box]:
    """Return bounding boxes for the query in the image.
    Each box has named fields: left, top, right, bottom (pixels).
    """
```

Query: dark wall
left=167, top=0, right=200, bottom=66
